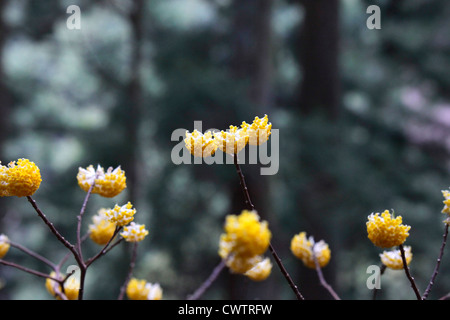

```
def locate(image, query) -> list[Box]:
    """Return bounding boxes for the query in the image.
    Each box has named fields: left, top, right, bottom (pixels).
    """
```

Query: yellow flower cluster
left=0, top=159, right=41, bottom=197
left=126, top=278, right=162, bottom=300
left=214, top=125, right=249, bottom=155
left=0, top=234, right=10, bottom=259
left=219, top=210, right=272, bottom=280
left=45, top=272, right=80, bottom=300
left=184, top=130, right=218, bottom=158
left=380, top=246, right=413, bottom=270
left=89, top=209, right=117, bottom=245
left=366, top=210, right=411, bottom=248
left=241, top=115, right=272, bottom=146
left=120, top=222, right=149, bottom=243
left=104, top=202, right=136, bottom=227
left=77, top=165, right=126, bottom=198
left=441, top=190, right=450, bottom=224
left=185, top=115, right=272, bottom=157
left=290, top=232, right=331, bottom=269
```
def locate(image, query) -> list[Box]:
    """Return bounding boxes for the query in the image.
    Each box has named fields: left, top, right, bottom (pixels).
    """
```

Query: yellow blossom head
left=0, top=234, right=10, bottom=259
left=241, top=114, right=272, bottom=146
left=244, top=257, right=272, bottom=281
left=442, top=190, right=450, bottom=211
left=45, top=272, right=79, bottom=300
left=380, top=246, right=413, bottom=270
left=89, top=209, right=117, bottom=245
left=105, top=202, right=136, bottom=227
left=77, top=164, right=126, bottom=198
left=290, top=232, right=331, bottom=269
left=0, top=159, right=41, bottom=197
left=184, top=130, right=218, bottom=158
left=214, top=125, right=248, bottom=155
left=126, top=278, right=162, bottom=300
left=219, top=210, right=271, bottom=259
left=366, top=210, right=411, bottom=248
left=121, top=222, right=149, bottom=242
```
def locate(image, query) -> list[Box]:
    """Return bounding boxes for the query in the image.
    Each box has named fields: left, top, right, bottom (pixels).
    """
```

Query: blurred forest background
left=0, top=0, right=450, bottom=300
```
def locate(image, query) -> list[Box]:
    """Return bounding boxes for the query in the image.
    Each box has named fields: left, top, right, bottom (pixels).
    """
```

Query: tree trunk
left=290, top=0, right=341, bottom=299
left=124, top=0, right=144, bottom=204
left=228, top=0, right=279, bottom=299
left=294, top=0, right=340, bottom=117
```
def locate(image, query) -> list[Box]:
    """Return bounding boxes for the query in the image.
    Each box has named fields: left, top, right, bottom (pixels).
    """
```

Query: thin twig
left=26, top=196, right=79, bottom=259
left=233, top=155, right=255, bottom=210
left=85, top=227, right=122, bottom=268
left=187, top=258, right=227, bottom=300
left=233, top=155, right=304, bottom=300
left=312, top=243, right=340, bottom=300
left=439, top=292, right=450, bottom=300
left=372, top=264, right=386, bottom=300
left=422, top=223, right=449, bottom=300
left=8, top=240, right=56, bottom=269
left=399, top=244, right=422, bottom=300
left=118, top=242, right=139, bottom=300
left=76, top=180, right=96, bottom=263
left=268, top=242, right=305, bottom=300
left=0, top=258, right=56, bottom=280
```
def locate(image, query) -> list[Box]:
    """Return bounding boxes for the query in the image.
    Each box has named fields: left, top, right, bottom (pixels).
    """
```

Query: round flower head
left=221, top=252, right=263, bottom=274
left=244, top=257, right=272, bottom=281
left=121, top=222, right=149, bottom=242
left=184, top=130, right=218, bottom=158
left=219, top=210, right=271, bottom=259
left=0, top=234, right=10, bottom=259
left=241, top=114, right=272, bottom=146
left=126, top=278, right=162, bottom=300
left=0, top=164, right=10, bottom=197
left=290, top=232, right=331, bottom=269
left=105, top=201, right=136, bottom=227
left=77, top=164, right=126, bottom=198
left=0, top=159, right=41, bottom=197
left=214, top=125, right=249, bottom=155
left=45, top=272, right=79, bottom=300
left=380, top=246, right=413, bottom=270
left=89, top=209, right=117, bottom=245
left=367, top=210, right=411, bottom=248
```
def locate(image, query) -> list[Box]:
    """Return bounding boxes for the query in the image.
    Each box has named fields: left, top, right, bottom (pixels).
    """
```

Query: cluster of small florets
left=126, top=278, right=163, bottom=300
left=366, top=209, right=414, bottom=270
left=290, top=232, right=331, bottom=269
left=45, top=272, right=80, bottom=300
left=77, top=164, right=126, bottom=198
left=77, top=164, right=149, bottom=245
left=0, top=159, right=41, bottom=197
left=218, top=210, right=272, bottom=281
left=185, top=115, right=272, bottom=157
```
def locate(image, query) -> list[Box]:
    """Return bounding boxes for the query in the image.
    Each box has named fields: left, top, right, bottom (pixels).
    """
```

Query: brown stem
left=187, top=258, right=227, bottom=300
left=233, top=155, right=255, bottom=210
left=399, top=244, right=422, bottom=300
left=372, top=264, right=386, bottom=300
left=118, top=242, right=139, bottom=300
left=233, top=155, right=304, bottom=300
left=85, top=227, right=122, bottom=268
left=26, top=196, right=78, bottom=257
left=422, top=223, right=449, bottom=300
left=8, top=240, right=56, bottom=269
left=312, top=242, right=340, bottom=300
left=76, top=179, right=96, bottom=263
left=0, top=258, right=55, bottom=280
